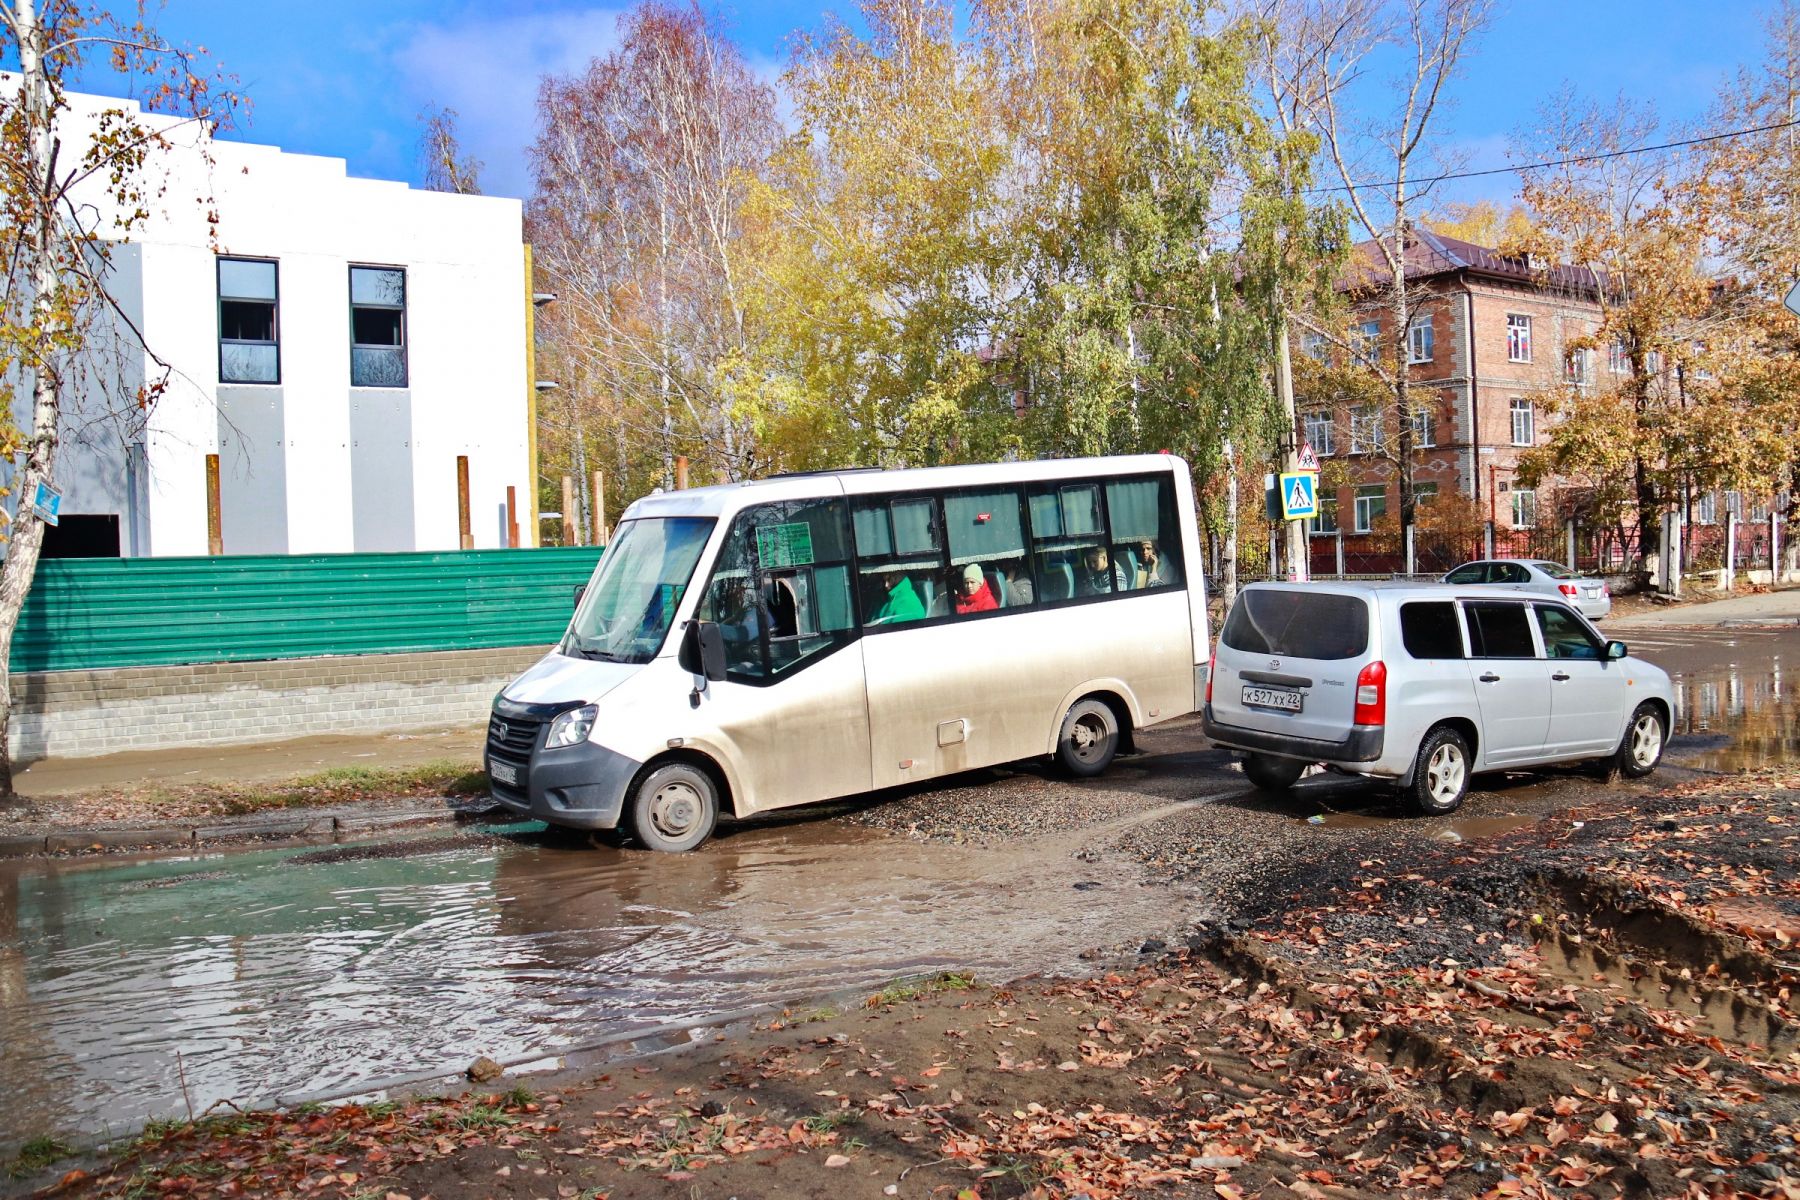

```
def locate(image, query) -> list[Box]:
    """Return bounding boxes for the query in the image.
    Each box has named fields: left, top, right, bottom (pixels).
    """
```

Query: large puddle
left=1668, top=659, right=1798, bottom=772
left=0, top=816, right=1185, bottom=1150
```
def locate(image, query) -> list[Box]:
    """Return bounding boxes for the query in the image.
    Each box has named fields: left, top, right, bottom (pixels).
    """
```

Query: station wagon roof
left=1240, top=580, right=1565, bottom=604
left=619, top=454, right=1186, bottom=520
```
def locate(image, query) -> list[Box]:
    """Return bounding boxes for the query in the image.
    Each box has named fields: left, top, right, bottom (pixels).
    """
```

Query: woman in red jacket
left=952, top=563, right=999, bottom=614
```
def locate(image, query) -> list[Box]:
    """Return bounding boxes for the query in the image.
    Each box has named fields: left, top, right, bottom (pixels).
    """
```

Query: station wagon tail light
left=1354, top=660, right=1386, bottom=726
left=1205, top=652, right=1215, bottom=705
left=1558, top=583, right=1580, bottom=597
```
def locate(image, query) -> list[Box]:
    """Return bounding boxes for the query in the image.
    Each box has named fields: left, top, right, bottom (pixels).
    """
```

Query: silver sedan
left=1441, top=558, right=1613, bottom=620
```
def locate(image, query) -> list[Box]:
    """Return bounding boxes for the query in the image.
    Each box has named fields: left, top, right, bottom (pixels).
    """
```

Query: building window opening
left=350, top=266, right=408, bottom=387
left=218, top=257, right=279, bottom=384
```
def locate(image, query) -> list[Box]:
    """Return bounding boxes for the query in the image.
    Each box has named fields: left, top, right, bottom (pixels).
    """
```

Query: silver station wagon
left=1202, top=582, right=1674, bottom=814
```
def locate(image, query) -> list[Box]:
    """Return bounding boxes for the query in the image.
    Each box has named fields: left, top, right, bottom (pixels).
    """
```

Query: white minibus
left=486, top=455, right=1209, bottom=851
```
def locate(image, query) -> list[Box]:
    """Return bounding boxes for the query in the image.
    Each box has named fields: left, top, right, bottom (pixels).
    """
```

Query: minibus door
left=690, top=499, right=874, bottom=814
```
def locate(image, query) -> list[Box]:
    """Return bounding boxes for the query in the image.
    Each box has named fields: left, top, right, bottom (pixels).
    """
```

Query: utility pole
left=1274, top=316, right=1308, bottom=582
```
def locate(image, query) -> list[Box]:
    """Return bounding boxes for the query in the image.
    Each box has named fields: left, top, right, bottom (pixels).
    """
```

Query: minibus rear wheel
left=628, top=761, right=720, bottom=853
left=1056, top=698, right=1119, bottom=777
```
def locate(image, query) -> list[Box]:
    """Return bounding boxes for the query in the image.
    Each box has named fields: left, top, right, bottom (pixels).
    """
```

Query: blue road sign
left=1279, top=471, right=1317, bottom=520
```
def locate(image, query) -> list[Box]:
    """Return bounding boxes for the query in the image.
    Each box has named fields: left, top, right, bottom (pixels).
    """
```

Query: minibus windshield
left=563, top=517, right=715, bottom=663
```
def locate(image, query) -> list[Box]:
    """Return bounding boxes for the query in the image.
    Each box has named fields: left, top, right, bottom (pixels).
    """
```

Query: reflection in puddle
left=0, top=819, right=1180, bottom=1150
left=1668, top=660, right=1797, bottom=772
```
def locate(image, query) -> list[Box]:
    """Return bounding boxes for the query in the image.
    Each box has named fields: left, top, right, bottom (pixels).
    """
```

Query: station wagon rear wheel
left=1056, top=699, right=1119, bottom=778
left=1406, top=725, right=1470, bottom=816
left=1615, top=702, right=1665, bottom=778
left=628, top=762, right=719, bottom=853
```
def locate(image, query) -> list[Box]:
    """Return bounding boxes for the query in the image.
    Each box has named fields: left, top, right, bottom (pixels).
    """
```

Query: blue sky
left=76, top=0, right=1777, bottom=207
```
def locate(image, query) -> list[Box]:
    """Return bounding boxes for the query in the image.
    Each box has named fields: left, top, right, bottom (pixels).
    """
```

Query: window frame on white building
left=217, top=256, right=281, bottom=385
left=349, top=265, right=410, bottom=388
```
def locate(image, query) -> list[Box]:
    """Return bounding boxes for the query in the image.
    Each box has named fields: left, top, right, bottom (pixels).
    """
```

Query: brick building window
left=1407, top=315, right=1433, bottom=363
left=1303, top=411, right=1335, bottom=456
left=1608, top=338, right=1630, bottom=374
left=1410, top=404, right=1433, bottom=447
left=1308, top=498, right=1339, bottom=537
left=1510, top=398, right=1534, bottom=446
left=1353, top=319, right=1381, bottom=365
left=1695, top=492, right=1717, bottom=525
left=1301, top=331, right=1329, bottom=362
left=1353, top=484, right=1386, bottom=533
left=1506, top=314, right=1532, bottom=363
left=1511, top=488, right=1537, bottom=529
left=1565, top=345, right=1590, bottom=389
left=1349, top=405, right=1380, bottom=454
left=1414, top=482, right=1439, bottom=505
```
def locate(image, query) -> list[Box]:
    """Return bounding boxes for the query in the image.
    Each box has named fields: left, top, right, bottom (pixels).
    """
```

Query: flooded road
left=0, top=811, right=1191, bottom=1149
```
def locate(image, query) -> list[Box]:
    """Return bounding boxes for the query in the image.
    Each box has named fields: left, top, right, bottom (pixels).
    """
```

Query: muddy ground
left=27, top=755, right=1800, bottom=1200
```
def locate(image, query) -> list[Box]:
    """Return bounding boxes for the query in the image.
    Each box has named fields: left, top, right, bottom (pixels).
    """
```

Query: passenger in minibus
left=870, top=569, right=926, bottom=625
left=1077, top=546, right=1126, bottom=596
left=1132, top=539, right=1172, bottom=589
left=952, top=563, right=999, bottom=614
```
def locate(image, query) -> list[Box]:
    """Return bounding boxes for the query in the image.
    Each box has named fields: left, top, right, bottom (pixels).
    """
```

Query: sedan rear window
left=1222, top=590, right=1369, bottom=660
left=1533, top=560, right=1577, bottom=579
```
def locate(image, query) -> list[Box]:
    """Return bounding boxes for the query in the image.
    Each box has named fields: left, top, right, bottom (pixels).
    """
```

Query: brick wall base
left=9, top=646, right=552, bottom=760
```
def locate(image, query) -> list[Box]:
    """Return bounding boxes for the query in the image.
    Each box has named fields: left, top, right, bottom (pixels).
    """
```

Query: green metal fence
left=11, top=547, right=605, bottom=673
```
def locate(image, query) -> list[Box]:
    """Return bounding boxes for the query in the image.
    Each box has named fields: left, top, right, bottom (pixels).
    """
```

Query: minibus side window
left=1027, top=482, right=1109, bottom=602
left=696, top=498, right=856, bottom=683
left=854, top=496, right=945, bottom=627
left=943, top=488, right=1032, bottom=614
left=1105, top=477, right=1183, bottom=591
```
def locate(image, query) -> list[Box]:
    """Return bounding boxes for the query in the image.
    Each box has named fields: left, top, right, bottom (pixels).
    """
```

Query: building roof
left=1344, top=225, right=1606, bottom=297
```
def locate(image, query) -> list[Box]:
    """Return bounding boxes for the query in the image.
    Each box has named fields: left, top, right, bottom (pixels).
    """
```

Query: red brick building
left=1295, top=227, right=1607, bottom=551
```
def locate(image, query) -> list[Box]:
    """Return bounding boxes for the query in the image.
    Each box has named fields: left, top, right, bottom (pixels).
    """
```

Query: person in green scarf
left=871, top=570, right=926, bottom=625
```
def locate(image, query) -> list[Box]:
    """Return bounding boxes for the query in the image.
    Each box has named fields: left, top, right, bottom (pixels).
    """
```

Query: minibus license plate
left=1242, top=685, right=1302, bottom=712
left=489, top=759, right=518, bottom=786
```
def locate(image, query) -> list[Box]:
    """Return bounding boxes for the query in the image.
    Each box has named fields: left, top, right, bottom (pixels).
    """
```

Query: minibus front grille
left=487, top=715, right=541, bottom=756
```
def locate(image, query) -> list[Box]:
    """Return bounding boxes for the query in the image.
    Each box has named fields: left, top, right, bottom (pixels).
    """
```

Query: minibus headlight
left=546, top=704, right=599, bottom=748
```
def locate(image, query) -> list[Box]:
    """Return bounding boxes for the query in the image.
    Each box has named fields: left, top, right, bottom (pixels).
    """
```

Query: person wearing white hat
left=952, top=562, right=999, bottom=614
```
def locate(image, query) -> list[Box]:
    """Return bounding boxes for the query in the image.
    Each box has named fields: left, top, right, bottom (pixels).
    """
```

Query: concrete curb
left=0, top=805, right=459, bottom=859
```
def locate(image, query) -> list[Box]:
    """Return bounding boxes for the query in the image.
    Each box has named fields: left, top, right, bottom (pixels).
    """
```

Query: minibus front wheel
left=628, top=761, right=720, bottom=853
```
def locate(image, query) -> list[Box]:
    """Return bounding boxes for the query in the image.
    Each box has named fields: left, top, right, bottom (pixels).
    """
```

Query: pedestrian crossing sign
left=1279, top=471, right=1317, bottom=520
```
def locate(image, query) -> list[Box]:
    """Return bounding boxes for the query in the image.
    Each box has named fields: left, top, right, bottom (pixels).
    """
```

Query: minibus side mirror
left=681, top=620, right=728, bottom=682
left=573, top=584, right=587, bottom=609
left=1606, top=640, right=1628, bottom=660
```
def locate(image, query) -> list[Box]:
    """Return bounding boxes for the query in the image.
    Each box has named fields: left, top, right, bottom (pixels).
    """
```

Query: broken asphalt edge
left=0, top=802, right=466, bottom=859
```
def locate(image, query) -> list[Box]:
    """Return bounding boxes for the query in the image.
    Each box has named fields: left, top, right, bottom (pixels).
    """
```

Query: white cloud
left=389, top=8, right=628, bottom=200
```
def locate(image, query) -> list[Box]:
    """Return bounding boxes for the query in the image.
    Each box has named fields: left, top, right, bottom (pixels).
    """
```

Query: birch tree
left=528, top=2, right=780, bottom=497
left=1262, top=0, right=1492, bottom=551
left=0, top=0, right=236, bottom=802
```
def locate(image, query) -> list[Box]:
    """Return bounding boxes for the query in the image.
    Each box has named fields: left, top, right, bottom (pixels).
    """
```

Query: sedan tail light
left=1354, top=660, right=1386, bottom=726
left=1558, top=583, right=1580, bottom=597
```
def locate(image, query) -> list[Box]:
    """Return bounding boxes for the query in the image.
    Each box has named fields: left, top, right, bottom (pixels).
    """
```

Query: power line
left=1300, top=118, right=1800, bottom=197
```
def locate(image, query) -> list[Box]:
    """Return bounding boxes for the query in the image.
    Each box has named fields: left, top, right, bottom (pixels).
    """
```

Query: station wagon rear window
left=1221, top=590, right=1369, bottom=660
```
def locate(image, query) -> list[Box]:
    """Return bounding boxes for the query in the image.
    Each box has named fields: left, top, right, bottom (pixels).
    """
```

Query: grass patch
left=801, top=1109, right=860, bottom=1135
left=500, top=1084, right=535, bottom=1108
left=8, top=1136, right=74, bottom=1177
left=865, top=971, right=977, bottom=1008
left=449, top=1104, right=517, bottom=1131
